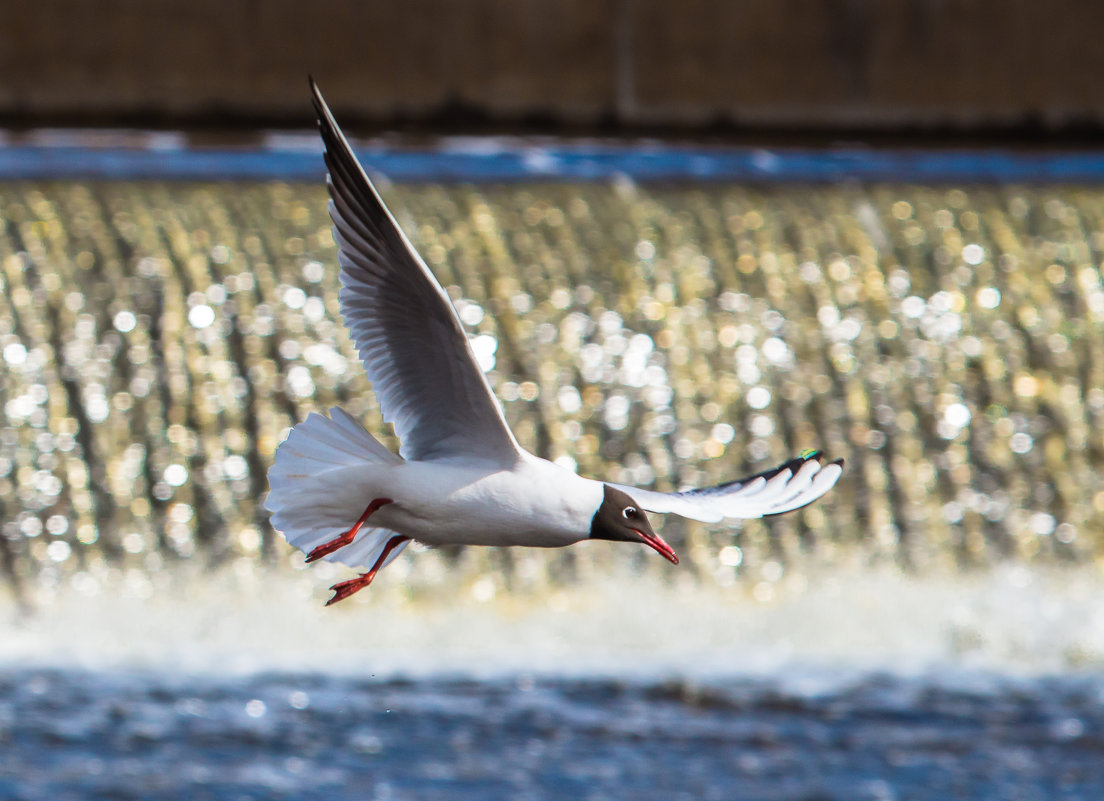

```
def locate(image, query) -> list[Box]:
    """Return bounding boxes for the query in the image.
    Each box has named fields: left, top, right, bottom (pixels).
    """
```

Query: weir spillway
left=1, top=178, right=1102, bottom=599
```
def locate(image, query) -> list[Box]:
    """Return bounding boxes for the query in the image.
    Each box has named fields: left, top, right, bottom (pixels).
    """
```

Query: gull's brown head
left=589, top=485, right=678, bottom=564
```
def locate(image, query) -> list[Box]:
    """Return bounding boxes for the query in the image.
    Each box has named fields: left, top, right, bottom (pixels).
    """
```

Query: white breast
left=370, top=455, right=605, bottom=549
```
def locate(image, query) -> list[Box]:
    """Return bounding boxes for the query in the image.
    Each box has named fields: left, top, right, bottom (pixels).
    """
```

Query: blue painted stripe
left=3, top=142, right=1104, bottom=182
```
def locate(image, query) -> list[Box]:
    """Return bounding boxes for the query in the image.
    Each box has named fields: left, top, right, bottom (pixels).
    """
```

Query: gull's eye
left=622, top=506, right=637, bottom=519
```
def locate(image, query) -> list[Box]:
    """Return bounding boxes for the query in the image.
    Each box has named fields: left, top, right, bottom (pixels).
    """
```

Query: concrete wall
left=2, top=0, right=1103, bottom=132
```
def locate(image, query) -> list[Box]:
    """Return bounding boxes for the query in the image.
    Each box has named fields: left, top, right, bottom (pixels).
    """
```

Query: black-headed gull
left=265, top=79, right=844, bottom=606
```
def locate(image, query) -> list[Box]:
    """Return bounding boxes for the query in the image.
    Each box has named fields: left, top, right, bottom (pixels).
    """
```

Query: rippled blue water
left=2, top=669, right=1103, bottom=800
left=4, top=139, right=1104, bottom=182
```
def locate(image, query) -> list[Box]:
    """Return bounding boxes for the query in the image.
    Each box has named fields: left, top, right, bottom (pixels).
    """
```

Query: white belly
left=365, top=457, right=604, bottom=549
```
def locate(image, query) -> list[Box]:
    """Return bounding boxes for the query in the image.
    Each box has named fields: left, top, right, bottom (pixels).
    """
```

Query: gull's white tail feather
left=265, top=408, right=405, bottom=570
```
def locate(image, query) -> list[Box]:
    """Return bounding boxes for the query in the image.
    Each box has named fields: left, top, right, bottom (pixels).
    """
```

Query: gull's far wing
left=311, top=78, right=521, bottom=465
left=611, top=452, right=844, bottom=523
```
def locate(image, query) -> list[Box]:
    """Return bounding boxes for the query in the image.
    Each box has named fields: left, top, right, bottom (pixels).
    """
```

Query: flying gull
left=265, top=79, right=844, bottom=606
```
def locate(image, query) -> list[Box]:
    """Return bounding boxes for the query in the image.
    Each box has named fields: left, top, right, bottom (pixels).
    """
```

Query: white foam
left=22, top=128, right=187, bottom=150
left=4, top=562, right=1104, bottom=683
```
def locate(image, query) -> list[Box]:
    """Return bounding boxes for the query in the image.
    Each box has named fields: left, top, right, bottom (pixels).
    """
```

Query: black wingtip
left=782, top=456, right=806, bottom=474
left=308, top=75, right=328, bottom=119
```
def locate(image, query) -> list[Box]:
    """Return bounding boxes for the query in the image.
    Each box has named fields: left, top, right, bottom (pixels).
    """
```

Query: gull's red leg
left=325, top=535, right=410, bottom=606
left=305, top=498, right=393, bottom=563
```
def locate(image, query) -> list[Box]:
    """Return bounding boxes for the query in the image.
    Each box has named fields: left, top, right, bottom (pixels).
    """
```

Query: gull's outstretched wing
left=310, top=78, right=521, bottom=465
left=610, top=452, right=844, bottom=523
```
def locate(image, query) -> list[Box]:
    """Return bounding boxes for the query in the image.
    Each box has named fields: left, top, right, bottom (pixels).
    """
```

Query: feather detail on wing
left=266, top=407, right=409, bottom=570
left=310, top=78, right=521, bottom=466
left=610, top=452, right=844, bottom=523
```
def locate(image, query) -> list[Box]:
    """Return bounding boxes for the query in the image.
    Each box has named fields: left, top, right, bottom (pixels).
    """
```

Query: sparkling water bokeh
left=1, top=180, right=1103, bottom=600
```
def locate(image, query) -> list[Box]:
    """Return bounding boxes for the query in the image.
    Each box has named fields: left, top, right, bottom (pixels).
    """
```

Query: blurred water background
left=3, top=140, right=1104, bottom=799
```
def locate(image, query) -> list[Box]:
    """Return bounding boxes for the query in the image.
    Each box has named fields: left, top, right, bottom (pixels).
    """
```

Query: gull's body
left=266, top=79, right=843, bottom=604
left=380, top=460, right=600, bottom=548
left=281, top=425, right=603, bottom=549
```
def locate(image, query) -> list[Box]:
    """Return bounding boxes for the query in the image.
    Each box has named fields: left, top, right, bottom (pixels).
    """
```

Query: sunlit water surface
left=2, top=180, right=1104, bottom=590
left=4, top=566, right=1104, bottom=800
left=2, top=176, right=1104, bottom=798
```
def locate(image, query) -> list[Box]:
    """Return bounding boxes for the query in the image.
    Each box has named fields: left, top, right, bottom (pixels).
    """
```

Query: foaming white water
left=4, top=562, right=1104, bottom=682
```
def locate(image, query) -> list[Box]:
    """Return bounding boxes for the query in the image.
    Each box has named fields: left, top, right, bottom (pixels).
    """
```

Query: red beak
left=634, top=529, right=679, bottom=565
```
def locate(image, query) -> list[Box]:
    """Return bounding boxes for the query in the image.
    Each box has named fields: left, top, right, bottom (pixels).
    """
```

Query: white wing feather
left=266, top=407, right=407, bottom=570
left=311, top=79, right=521, bottom=467
left=610, top=452, right=844, bottom=523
